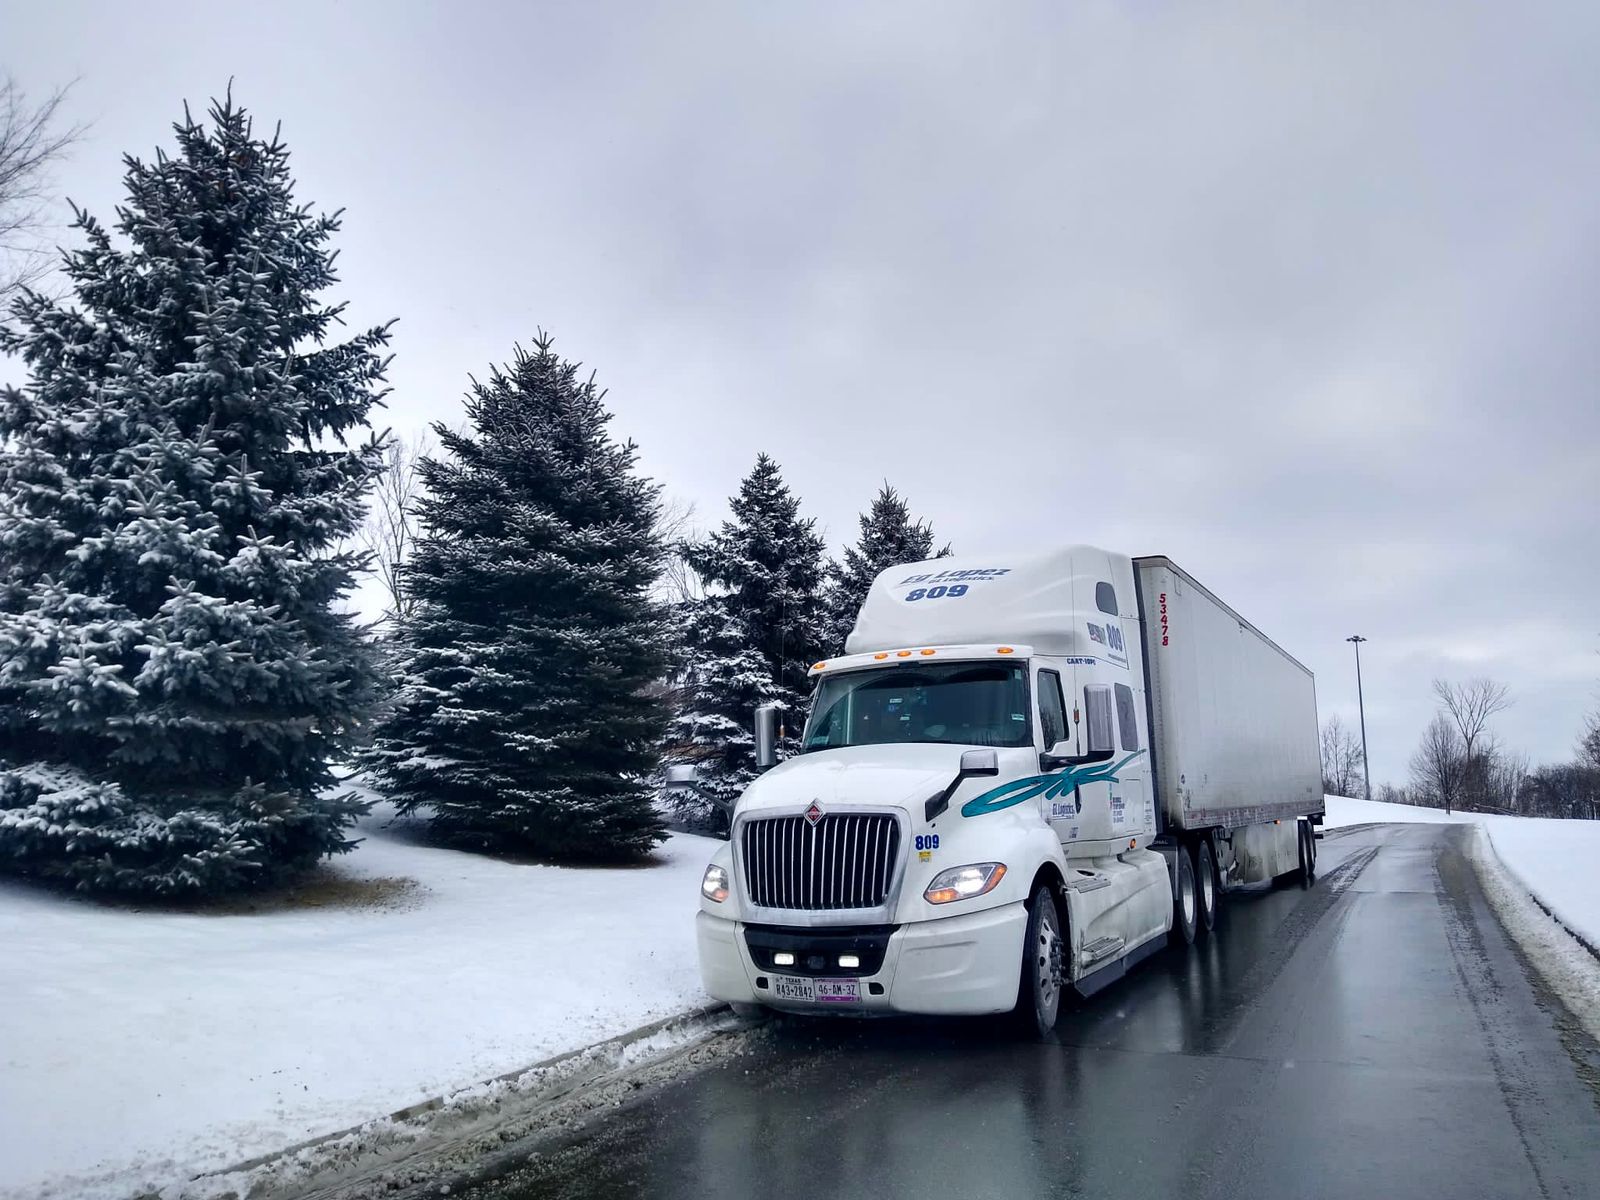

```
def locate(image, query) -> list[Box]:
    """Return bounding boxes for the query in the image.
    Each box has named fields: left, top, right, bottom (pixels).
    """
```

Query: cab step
left=1079, top=935, right=1126, bottom=967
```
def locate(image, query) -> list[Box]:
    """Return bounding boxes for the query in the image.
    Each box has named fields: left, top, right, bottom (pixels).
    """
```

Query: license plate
left=816, top=978, right=860, bottom=1004
left=772, top=975, right=860, bottom=1004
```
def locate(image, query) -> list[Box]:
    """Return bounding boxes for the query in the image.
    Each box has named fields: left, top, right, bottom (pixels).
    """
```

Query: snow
left=6, top=789, right=1593, bottom=1199
left=0, top=793, right=720, bottom=1200
left=1322, top=793, right=1600, bottom=953
left=1466, top=825, right=1600, bottom=1045
left=1322, top=792, right=1475, bottom=828
left=1476, top=816, right=1600, bottom=953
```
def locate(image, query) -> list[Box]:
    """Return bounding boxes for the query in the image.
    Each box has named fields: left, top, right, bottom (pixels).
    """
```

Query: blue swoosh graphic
left=959, top=751, right=1146, bottom=818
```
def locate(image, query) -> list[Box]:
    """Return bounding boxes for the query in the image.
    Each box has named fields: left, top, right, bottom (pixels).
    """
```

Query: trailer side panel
left=1135, top=557, right=1323, bottom=832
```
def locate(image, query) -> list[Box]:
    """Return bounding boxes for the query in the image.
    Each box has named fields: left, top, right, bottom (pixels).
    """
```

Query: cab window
left=1037, top=669, right=1067, bottom=749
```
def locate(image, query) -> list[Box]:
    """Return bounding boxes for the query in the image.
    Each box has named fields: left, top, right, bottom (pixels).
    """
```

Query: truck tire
left=1298, top=820, right=1317, bottom=882
left=1194, top=839, right=1218, bottom=935
left=1013, top=884, right=1065, bottom=1037
left=1169, top=846, right=1197, bottom=947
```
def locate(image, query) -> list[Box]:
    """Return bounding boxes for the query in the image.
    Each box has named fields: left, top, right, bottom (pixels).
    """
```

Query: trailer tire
left=1298, top=820, right=1317, bottom=882
left=1168, top=846, right=1198, bottom=947
left=1194, top=839, right=1217, bottom=934
left=1012, top=884, right=1065, bottom=1038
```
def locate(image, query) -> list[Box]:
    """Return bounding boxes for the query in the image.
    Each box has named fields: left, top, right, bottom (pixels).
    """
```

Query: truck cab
left=694, top=546, right=1182, bottom=1032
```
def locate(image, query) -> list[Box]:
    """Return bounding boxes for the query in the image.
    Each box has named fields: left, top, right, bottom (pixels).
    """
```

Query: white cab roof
left=845, top=546, right=1119, bottom=658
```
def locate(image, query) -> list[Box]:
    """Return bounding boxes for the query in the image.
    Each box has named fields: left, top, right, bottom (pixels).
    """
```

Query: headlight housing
left=924, top=862, right=1007, bottom=905
left=701, top=863, right=730, bottom=903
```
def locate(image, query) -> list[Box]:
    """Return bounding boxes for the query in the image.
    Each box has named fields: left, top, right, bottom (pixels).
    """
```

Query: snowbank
left=1322, top=792, right=1474, bottom=828
left=1465, top=827, right=1600, bottom=1045
left=1322, top=794, right=1600, bottom=952
left=0, top=796, right=719, bottom=1200
left=1478, top=818, right=1600, bottom=953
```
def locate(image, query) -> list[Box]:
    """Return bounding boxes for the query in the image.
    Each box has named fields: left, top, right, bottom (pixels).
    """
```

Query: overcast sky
left=4, top=1, right=1597, bottom=786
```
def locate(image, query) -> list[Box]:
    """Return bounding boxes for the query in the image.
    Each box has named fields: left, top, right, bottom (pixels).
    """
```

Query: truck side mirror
left=1044, top=739, right=1114, bottom=769
left=663, top=764, right=699, bottom=791
left=1084, top=684, right=1116, bottom=755
left=925, top=748, right=1001, bottom=821
left=959, top=748, right=999, bottom=777
left=754, top=703, right=780, bottom=771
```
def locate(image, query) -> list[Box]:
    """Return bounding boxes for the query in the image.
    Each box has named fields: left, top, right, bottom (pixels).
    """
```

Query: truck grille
left=740, top=814, right=901, bottom=911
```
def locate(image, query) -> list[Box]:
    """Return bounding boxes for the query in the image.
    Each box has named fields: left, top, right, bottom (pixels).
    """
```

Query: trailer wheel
left=1168, top=846, right=1197, bottom=946
left=1194, top=839, right=1218, bottom=934
left=1013, top=884, right=1065, bottom=1037
left=1298, top=820, right=1317, bottom=883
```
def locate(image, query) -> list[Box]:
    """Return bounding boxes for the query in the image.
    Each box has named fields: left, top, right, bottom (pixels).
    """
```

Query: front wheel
left=1169, top=845, right=1197, bottom=947
left=1013, top=885, right=1065, bottom=1037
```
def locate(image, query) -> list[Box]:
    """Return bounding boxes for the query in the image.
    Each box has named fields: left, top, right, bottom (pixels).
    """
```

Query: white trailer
left=694, top=546, right=1323, bottom=1033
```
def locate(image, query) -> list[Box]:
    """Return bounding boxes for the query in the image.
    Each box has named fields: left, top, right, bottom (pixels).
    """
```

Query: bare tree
left=1432, top=677, right=1512, bottom=810
left=1478, top=737, right=1527, bottom=814
left=1376, top=782, right=1411, bottom=806
left=1, top=78, right=83, bottom=304
left=1580, top=709, right=1600, bottom=774
left=1517, top=762, right=1599, bottom=820
left=1433, top=678, right=1511, bottom=763
left=1410, top=714, right=1465, bottom=814
left=654, top=494, right=703, bottom=607
left=359, top=431, right=432, bottom=624
left=651, top=495, right=704, bottom=738
left=1320, top=714, right=1365, bottom=797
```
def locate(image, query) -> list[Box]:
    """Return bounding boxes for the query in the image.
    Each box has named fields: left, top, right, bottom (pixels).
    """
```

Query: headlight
left=701, top=863, right=730, bottom=903
left=924, top=862, right=1007, bottom=905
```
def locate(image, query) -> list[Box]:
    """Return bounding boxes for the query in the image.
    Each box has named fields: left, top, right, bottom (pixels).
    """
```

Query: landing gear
left=1014, top=884, right=1065, bottom=1037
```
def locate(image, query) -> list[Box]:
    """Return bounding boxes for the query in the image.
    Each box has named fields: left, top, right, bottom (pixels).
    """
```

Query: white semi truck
left=694, top=546, right=1323, bottom=1034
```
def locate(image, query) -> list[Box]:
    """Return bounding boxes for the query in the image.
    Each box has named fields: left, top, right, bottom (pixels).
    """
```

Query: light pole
left=1346, top=635, right=1371, bottom=802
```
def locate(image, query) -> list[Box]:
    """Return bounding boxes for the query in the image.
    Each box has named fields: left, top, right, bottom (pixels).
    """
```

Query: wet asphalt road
left=467, top=824, right=1600, bottom=1200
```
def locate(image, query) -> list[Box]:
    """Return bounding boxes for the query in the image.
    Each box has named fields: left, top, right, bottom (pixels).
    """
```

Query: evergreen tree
left=365, top=336, right=669, bottom=859
left=668, top=454, right=827, bottom=829
left=824, top=482, right=948, bottom=652
left=0, top=95, right=391, bottom=896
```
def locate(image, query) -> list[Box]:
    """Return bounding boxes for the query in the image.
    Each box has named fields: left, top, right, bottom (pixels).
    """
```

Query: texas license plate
left=772, top=975, right=860, bottom=1004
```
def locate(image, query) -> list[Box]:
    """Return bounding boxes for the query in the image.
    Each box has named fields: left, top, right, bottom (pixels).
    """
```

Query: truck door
left=1090, top=556, right=1157, bottom=844
left=1037, top=667, right=1082, bottom=844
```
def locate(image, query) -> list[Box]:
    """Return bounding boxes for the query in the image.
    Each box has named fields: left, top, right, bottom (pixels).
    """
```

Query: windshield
left=803, top=662, right=1032, bottom=751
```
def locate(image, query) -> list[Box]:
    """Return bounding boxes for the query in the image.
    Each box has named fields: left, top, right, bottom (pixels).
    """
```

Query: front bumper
left=696, top=902, right=1028, bottom=1016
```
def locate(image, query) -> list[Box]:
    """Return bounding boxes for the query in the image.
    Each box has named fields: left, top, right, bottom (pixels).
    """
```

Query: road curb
left=185, top=1001, right=746, bottom=1198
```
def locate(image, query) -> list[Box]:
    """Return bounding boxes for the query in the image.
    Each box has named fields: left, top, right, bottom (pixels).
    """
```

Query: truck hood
left=735, top=744, right=978, bottom=816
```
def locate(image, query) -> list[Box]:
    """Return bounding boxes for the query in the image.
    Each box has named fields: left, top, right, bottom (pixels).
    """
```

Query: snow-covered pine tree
left=365, top=336, right=670, bottom=859
left=0, top=95, right=390, bottom=897
left=823, top=482, right=949, bottom=653
left=668, top=454, right=827, bottom=830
